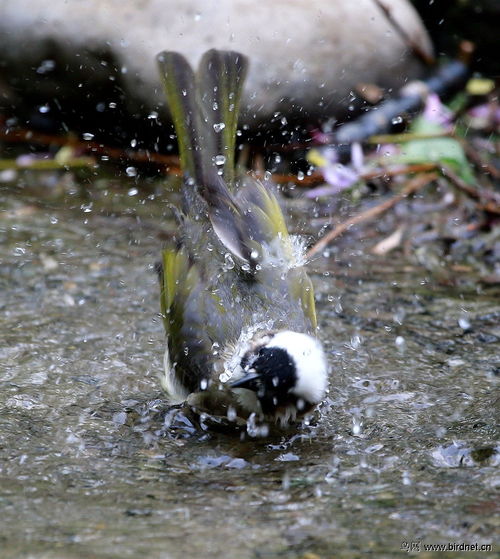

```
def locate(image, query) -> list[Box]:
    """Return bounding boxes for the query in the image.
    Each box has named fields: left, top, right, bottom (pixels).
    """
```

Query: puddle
left=0, top=178, right=498, bottom=558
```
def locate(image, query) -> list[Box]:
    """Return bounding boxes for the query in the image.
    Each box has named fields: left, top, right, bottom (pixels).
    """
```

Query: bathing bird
left=156, top=49, right=328, bottom=432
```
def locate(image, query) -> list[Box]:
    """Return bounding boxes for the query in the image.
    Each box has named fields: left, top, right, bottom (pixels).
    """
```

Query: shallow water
left=0, top=178, right=498, bottom=558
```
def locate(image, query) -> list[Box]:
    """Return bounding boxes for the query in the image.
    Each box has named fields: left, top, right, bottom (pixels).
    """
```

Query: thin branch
left=0, top=157, right=94, bottom=171
left=367, top=132, right=453, bottom=144
left=461, top=141, right=500, bottom=180
left=441, top=166, right=500, bottom=214
left=269, top=162, right=439, bottom=187
left=306, top=172, right=438, bottom=258
left=0, top=122, right=182, bottom=174
left=373, top=0, right=435, bottom=66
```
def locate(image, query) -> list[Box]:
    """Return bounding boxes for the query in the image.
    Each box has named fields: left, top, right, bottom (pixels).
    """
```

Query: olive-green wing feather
left=236, top=177, right=295, bottom=263
left=236, top=177, right=317, bottom=328
left=159, top=248, right=207, bottom=399
left=159, top=248, right=191, bottom=335
left=287, top=268, right=318, bottom=331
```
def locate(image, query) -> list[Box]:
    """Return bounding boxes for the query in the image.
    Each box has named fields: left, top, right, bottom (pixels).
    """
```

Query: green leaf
left=398, top=117, right=474, bottom=183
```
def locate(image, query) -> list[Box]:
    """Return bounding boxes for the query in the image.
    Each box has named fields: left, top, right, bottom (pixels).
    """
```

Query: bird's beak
left=230, top=372, right=260, bottom=390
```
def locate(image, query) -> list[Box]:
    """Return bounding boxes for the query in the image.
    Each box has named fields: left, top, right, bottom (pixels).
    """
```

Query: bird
left=155, top=49, right=328, bottom=434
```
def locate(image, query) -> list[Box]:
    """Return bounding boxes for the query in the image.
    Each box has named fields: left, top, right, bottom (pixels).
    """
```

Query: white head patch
left=264, top=331, right=328, bottom=404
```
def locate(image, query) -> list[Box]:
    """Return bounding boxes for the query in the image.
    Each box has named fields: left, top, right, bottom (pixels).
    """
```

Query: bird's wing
left=236, top=176, right=294, bottom=261
left=236, top=177, right=318, bottom=329
left=287, top=267, right=318, bottom=331
left=158, top=248, right=214, bottom=398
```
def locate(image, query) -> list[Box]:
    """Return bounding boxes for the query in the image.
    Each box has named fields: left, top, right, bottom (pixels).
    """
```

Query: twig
left=441, top=165, right=500, bottom=214
left=306, top=172, right=438, bottom=258
left=373, top=0, right=435, bottom=66
left=367, top=132, right=453, bottom=144
left=360, top=162, right=438, bottom=180
left=270, top=162, right=439, bottom=187
left=461, top=142, right=500, bottom=180
left=0, top=157, right=95, bottom=171
left=0, top=122, right=182, bottom=173
left=332, top=60, right=470, bottom=147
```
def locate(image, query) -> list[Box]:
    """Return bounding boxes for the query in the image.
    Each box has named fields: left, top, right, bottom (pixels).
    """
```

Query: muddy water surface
left=0, top=180, right=498, bottom=558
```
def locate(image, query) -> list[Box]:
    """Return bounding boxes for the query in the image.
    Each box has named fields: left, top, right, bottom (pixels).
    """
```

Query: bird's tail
left=157, top=49, right=259, bottom=264
left=157, top=49, right=248, bottom=189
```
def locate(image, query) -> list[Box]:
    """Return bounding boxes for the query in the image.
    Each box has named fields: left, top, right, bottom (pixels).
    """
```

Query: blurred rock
left=0, top=0, right=432, bottom=146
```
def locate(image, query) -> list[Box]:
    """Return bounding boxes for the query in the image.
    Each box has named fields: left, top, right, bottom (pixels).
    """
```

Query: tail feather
left=157, top=49, right=293, bottom=270
left=157, top=49, right=248, bottom=189
left=158, top=49, right=255, bottom=266
left=156, top=51, right=208, bottom=181
left=197, top=49, right=248, bottom=186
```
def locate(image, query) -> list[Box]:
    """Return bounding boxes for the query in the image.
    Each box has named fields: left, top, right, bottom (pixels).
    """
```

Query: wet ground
left=0, top=174, right=498, bottom=558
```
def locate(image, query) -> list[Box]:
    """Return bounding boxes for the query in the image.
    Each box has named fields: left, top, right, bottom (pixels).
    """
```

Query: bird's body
left=156, top=49, right=328, bottom=431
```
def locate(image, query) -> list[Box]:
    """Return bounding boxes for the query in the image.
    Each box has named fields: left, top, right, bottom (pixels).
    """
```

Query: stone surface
left=0, top=0, right=433, bottom=143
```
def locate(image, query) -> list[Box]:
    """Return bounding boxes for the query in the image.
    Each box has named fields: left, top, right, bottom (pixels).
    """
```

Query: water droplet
left=458, top=317, right=471, bottom=331
left=213, top=122, right=226, bottom=133
left=200, top=379, right=208, bottom=390
left=391, top=116, right=403, bottom=125
left=128, top=188, right=138, bottom=196
left=276, top=453, right=300, bottom=462
left=108, top=102, right=117, bottom=109
left=282, top=472, right=290, bottom=490
left=38, top=104, right=50, bottom=114
left=82, top=132, right=94, bottom=140
left=297, top=171, right=305, bottom=181
left=223, top=253, right=235, bottom=271
left=36, top=59, right=56, bottom=74
left=148, top=111, right=158, bottom=119
left=350, top=335, right=362, bottom=349
left=352, top=415, right=362, bottom=435
left=402, top=471, right=412, bottom=485
left=126, top=166, right=137, bottom=177
left=214, top=155, right=226, bottom=166
left=130, top=139, right=137, bottom=148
